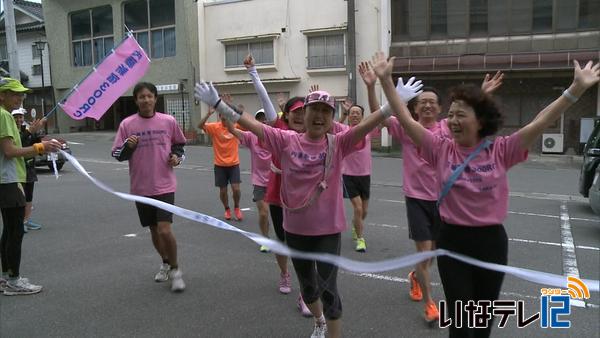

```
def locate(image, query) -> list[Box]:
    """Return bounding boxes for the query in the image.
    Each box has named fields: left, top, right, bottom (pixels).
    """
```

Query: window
left=430, top=0, right=447, bottom=36
left=307, top=33, right=345, bottom=69
left=225, top=40, right=274, bottom=68
left=32, top=64, right=42, bottom=76
left=70, top=6, right=114, bottom=67
left=391, top=0, right=409, bottom=40
left=470, top=0, right=488, bottom=35
left=0, top=44, right=7, bottom=61
left=532, top=0, right=553, bottom=32
left=579, top=0, right=600, bottom=29
left=31, top=45, right=43, bottom=59
left=124, top=0, right=176, bottom=59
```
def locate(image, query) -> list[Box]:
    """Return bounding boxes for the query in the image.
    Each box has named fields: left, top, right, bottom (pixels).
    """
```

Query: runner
left=194, top=69, right=422, bottom=337
left=198, top=105, right=243, bottom=221
left=336, top=102, right=381, bottom=252
left=0, top=77, right=61, bottom=295
left=12, top=108, right=46, bottom=232
left=226, top=109, right=272, bottom=253
left=111, top=82, right=187, bottom=292
left=374, top=52, right=599, bottom=337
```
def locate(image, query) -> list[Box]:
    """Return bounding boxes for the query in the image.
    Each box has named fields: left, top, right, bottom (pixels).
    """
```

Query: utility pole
left=3, top=0, right=20, bottom=81
left=346, top=0, right=357, bottom=103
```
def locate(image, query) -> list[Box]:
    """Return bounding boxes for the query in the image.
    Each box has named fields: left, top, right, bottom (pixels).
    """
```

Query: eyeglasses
left=416, top=99, right=438, bottom=106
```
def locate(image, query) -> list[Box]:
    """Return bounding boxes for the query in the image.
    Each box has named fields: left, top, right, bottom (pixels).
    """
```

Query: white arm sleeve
left=247, top=66, right=278, bottom=122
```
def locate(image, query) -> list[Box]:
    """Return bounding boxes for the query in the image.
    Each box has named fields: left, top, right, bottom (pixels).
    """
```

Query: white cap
left=11, top=108, right=26, bottom=116
left=254, top=109, right=265, bottom=117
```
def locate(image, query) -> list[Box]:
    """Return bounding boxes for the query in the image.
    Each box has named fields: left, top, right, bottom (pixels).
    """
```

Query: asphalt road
left=1, top=132, right=598, bottom=338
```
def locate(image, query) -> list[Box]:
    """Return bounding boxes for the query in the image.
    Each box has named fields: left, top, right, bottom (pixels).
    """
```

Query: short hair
left=349, top=104, right=365, bottom=115
left=407, top=86, right=442, bottom=114
left=282, top=96, right=305, bottom=123
left=133, top=82, right=158, bottom=98
left=449, top=84, right=503, bottom=138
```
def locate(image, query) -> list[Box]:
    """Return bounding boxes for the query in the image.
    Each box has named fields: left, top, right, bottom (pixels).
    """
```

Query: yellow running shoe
left=355, top=238, right=366, bottom=252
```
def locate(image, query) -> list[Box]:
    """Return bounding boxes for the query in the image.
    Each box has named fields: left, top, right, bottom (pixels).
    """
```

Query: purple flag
left=59, top=35, right=150, bottom=121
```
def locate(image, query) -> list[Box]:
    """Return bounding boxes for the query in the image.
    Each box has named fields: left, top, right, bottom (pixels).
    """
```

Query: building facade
left=390, top=0, right=600, bottom=153
left=43, top=0, right=199, bottom=137
left=0, top=0, right=52, bottom=124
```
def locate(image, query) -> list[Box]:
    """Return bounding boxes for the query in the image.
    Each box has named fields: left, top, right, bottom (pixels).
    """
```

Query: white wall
left=18, top=31, right=50, bottom=88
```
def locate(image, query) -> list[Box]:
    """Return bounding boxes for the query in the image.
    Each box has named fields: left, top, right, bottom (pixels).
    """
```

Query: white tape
left=60, top=150, right=599, bottom=292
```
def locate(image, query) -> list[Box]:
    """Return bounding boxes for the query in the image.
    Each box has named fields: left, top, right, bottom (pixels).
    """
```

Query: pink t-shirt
left=419, top=131, right=528, bottom=226
left=112, top=112, right=186, bottom=196
left=240, top=130, right=272, bottom=187
left=265, top=118, right=289, bottom=205
left=261, top=126, right=359, bottom=236
left=335, top=123, right=380, bottom=176
left=386, top=117, right=450, bottom=200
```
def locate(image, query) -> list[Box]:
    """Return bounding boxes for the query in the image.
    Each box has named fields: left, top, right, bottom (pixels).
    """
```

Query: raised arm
left=224, top=119, right=244, bottom=141
left=197, top=105, right=215, bottom=131
left=358, top=61, right=380, bottom=113
left=371, top=52, right=428, bottom=147
left=244, top=55, right=278, bottom=124
left=481, top=71, right=504, bottom=95
left=350, top=54, right=424, bottom=144
left=338, top=97, right=353, bottom=123
left=517, top=60, right=599, bottom=150
left=195, top=81, right=266, bottom=142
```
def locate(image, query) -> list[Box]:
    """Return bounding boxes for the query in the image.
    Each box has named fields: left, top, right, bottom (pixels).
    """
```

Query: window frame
left=305, top=31, right=346, bottom=70
left=123, top=0, right=176, bottom=60
left=223, top=39, right=275, bottom=69
left=70, top=5, right=114, bottom=67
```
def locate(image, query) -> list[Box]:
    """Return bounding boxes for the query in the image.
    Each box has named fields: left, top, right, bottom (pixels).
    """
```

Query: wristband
left=213, top=98, right=222, bottom=109
left=380, top=104, right=392, bottom=118
left=562, top=89, right=579, bottom=103
left=33, top=143, right=45, bottom=155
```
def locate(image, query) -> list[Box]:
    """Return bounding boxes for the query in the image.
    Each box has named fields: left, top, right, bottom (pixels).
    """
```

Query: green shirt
left=0, top=107, right=26, bottom=183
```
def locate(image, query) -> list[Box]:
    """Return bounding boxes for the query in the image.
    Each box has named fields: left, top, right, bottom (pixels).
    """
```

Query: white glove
left=194, top=82, right=220, bottom=107
left=395, top=77, right=423, bottom=102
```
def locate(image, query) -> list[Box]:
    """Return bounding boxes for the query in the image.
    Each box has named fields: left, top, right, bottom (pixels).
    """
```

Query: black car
left=34, top=136, right=72, bottom=171
left=579, top=120, right=600, bottom=198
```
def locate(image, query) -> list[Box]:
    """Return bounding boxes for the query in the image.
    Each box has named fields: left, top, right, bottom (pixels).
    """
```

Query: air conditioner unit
left=542, top=133, right=564, bottom=153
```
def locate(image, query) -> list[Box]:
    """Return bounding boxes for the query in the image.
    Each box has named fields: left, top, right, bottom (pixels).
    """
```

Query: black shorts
left=342, top=175, right=370, bottom=199
left=135, top=192, right=175, bottom=227
left=252, top=185, right=266, bottom=202
left=23, top=182, right=35, bottom=203
left=406, top=196, right=441, bottom=242
left=214, top=164, right=241, bottom=188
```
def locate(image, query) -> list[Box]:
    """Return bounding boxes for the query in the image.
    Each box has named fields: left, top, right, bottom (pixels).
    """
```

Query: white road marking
left=67, top=141, right=85, bottom=145
left=343, top=271, right=596, bottom=307
left=559, top=202, right=586, bottom=308
left=366, top=222, right=600, bottom=251
left=123, top=234, right=137, bottom=237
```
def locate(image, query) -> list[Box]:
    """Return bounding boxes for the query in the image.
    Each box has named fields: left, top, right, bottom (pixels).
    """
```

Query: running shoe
left=355, top=238, right=366, bottom=252
left=23, top=224, right=28, bottom=233
left=3, top=277, right=42, bottom=296
left=234, top=207, right=243, bottom=221
left=224, top=208, right=232, bottom=220
left=424, top=300, right=440, bottom=322
left=408, top=271, right=423, bottom=301
left=25, top=220, right=42, bottom=230
left=279, top=272, right=291, bottom=294
left=0, top=278, right=7, bottom=294
left=310, top=321, right=328, bottom=338
left=297, top=294, right=312, bottom=317
left=169, top=268, right=186, bottom=292
left=259, top=245, right=271, bottom=253
left=154, top=263, right=170, bottom=282
left=351, top=227, right=358, bottom=241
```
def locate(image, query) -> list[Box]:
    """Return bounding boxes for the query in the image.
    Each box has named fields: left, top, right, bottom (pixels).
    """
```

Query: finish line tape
left=61, top=151, right=599, bottom=292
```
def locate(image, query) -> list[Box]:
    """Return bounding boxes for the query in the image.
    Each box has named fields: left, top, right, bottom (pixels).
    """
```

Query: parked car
left=588, top=165, right=600, bottom=215
left=579, top=121, right=600, bottom=197
left=34, top=136, right=71, bottom=171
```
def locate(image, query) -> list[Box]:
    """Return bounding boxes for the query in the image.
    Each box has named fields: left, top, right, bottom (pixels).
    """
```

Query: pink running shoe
left=297, top=294, right=312, bottom=317
left=279, top=272, right=291, bottom=294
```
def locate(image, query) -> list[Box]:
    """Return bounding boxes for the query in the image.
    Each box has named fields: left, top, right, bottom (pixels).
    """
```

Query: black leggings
left=437, top=223, right=508, bottom=338
left=269, top=204, right=285, bottom=242
left=285, top=232, right=342, bottom=320
left=1, top=207, right=26, bottom=277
